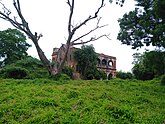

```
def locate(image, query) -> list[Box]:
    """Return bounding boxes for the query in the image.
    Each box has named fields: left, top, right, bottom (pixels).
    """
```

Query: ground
left=0, top=78, right=165, bottom=123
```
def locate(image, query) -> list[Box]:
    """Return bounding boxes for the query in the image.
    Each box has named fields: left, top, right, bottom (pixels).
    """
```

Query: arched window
left=102, top=59, right=107, bottom=66
left=108, top=60, right=113, bottom=67
left=108, top=73, right=113, bottom=80
left=97, top=58, right=101, bottom=66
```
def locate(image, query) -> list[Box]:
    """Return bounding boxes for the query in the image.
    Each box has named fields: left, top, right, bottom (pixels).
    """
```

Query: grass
left=0, top=78, right=165, bottom=123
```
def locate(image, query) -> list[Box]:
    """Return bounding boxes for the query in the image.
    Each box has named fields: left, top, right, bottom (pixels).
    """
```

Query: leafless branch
left=66, top=0, right=71, bottom=8
left=0, top=2, right=11, bottom=16
left=72, top=0, right=105, bottom=34
left=71, top=17, right=108, bottom=44
left=67, top=0, right=74, bottom=34
left=66, top=0, right=105, bottom=44
left=16, top=0, right=21, bottom=11
left=72, top=34, right=111, bottom=46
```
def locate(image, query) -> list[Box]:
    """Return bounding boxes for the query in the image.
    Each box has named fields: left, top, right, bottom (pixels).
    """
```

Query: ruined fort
left=52, top=45, right=116, bottom=79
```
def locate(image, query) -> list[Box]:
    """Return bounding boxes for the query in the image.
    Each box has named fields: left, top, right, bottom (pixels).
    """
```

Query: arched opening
left=108, top=60, right=113, bottom=67
left=108, top=73, right=113, bottom=80
left=102, top=59, right=107, bottom=66
left=76, top=65, right=81, bottom=72
left=97, top=58, right=101, bottom=66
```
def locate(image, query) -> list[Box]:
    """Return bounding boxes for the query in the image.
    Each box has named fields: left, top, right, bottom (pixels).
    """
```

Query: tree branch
left=16, top=0, right=21, bottom=11
left=66, top=0, right=105, bottom=44
left=71, top=17, right=108, bottom=44
left=67, top=0, right=74, bottom=34
left=73, top=34, right=111, bottom=46
left=72, top=0, right=105, bottom=34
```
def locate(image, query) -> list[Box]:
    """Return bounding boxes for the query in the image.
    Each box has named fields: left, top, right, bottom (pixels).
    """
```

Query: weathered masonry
left=52, top=45, right=116, bottom=78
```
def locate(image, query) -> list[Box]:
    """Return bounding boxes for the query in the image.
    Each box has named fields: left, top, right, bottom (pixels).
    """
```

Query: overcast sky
left=0, top=0, right=138, bottom=72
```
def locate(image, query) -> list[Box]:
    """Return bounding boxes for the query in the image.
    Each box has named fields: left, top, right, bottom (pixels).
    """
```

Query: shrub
left=50, top=73, right=71, bottom=81
left=62, top=66, right=73, bottom=79
left=132, top=64, right=154, bottom=80
left=94, top=70, right=107, bottom=80
left=0, top=66, right=29, bottom=79
left=116, top=71, right=133, bottom=80
left=86, top=73, right=94, bottom=80
left=161, top=75, right=165, bottom=85
left=94, top=70, right=102, bottom=80
left=15, top=56, right=44, bottom=69
left=100, top=71, right=107, bottom=80
left=1, top=57, right=49, bottom=79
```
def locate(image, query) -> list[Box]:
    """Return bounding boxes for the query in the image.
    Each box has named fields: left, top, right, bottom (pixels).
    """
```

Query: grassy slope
left=0, top=78, right=165, bottom=124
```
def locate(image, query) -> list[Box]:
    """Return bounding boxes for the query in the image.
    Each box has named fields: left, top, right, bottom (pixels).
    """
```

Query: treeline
left=132, top=51, right=165, bottom=80
left=116, top=51, right=165, bottom=84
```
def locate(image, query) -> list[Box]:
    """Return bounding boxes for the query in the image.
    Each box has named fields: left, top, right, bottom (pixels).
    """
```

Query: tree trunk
left=32, top=38, right=56, bottom=75
left=57, top=43, right=71, bottom=73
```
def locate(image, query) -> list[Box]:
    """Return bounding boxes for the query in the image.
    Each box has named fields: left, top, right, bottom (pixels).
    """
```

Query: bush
left=94, top=70, right=102, bottom=80
left=161, top=75, right=165, bottom=85
left=0, top=66, right=29, bottom=79
left=50, top=73, right=71, bottom=81
left=62, top=66, right=73, bottom=79
left=94, top=70, right=107, bottom=80
left=1, top=57, right=49, bottom=79
left=116, top=71, right=133, bottom=80
left=132, top=64, right=154, bottom=80
left=86, top=73, right=94, bottom=80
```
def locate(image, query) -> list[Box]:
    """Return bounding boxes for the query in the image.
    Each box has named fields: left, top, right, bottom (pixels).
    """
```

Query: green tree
left=116, top=71, right=133, bottom=79
left=0, top=28, right=31, bottom=67
left=74, top=45, right=98, bottom=79
left=143, top=51, right=165, bottom=76
left=154, top=0, right=165, bottom=21
left=132, top=64, right=154, bottom=80
left=117, top=0, right=165, bottom=49
left=132, top=51, right=165, bottom=80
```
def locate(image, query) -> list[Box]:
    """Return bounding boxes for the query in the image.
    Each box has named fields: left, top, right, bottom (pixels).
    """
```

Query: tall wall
left=97, top=53, right=116, bottom=78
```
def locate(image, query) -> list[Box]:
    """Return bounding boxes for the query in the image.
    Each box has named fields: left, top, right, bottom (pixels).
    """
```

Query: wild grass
left=0, top=78, right=165, bottom=123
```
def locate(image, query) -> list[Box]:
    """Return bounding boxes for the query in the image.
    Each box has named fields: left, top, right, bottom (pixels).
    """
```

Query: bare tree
left=0, top=0, right=110, bottom=75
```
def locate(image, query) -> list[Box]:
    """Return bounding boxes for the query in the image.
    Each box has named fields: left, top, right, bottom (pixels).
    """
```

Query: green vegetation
left=116, top=71, right=133, bottom=80
left=62, top=66, right=73, bottom=79
left=161, top=75, right=165, bottom=85
left=132, top=51, right=165, bottom=80
left=74, top=45, right=98, bottom=79
left=0, top=78, right=165, bottom=123
left=0, top=56, right=49, bottom=79
left=0, top=28, right=31, bottom=67
left=74, top=45, right=107, bottom=80
left=118, top=0, right=165, bottom=49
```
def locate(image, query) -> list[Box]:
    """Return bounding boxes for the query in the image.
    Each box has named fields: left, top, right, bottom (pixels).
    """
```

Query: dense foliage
left=0, top=28, right=31, bottom=67
left=0, top=56, right=49, bottom=79
left=74, top=45, right=108, bottom=80
left=132, top=51, right=165, bottom=80
left=62, top=66, right=73, bottom=79
left=74, top=45, right=98, bottom=79
left=0, top=56, right=73, bottom=80
left=0, top=78, right=164, bottom=123
left=0, top=66, right=29, bottom=79
left=161, top=75, right=165, bottom=85
left=117, top=0, right=165, bottom=49
left=116, top=71, right=133, bottom=79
